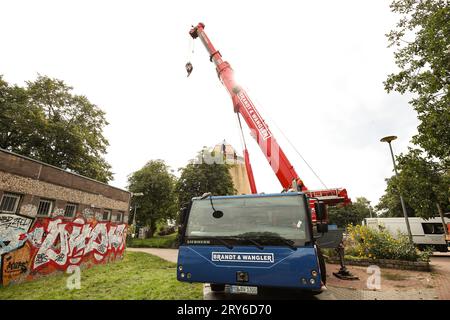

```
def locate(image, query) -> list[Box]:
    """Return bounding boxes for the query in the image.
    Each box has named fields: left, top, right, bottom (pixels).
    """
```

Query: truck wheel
left=317, top=247, right=327, bottom=285
left=210, top=284, right=225, bottom=292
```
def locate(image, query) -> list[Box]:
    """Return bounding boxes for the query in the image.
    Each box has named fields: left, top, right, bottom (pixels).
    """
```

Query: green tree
left=385, top=0, right=450, bottom=163
left=176, top=150, right=236, bottom=210
left=376, top=148, right=450, bottom=222
left=128, top=160, right=178, bottom=238
left=0, top=76, right=44, bottom=155
left=328, top=197, right=373, bottom=227
left=0, top=75, right=112, bottom=182
left=376, top=175, right=416, bottom=217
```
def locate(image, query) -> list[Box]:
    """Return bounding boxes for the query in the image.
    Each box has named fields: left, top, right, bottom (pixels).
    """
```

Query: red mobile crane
left=188, top=23, right=350, bottom=217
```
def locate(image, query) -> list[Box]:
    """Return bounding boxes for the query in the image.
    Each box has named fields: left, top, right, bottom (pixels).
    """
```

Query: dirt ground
left=326, top=263, right=435, bottom=291
left=325, top=256, right=450, bottom=300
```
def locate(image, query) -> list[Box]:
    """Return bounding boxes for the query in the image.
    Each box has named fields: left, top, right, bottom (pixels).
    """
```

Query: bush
left=345, top=225, right=431, bottom=262
left=127, top=233, right=178, bottom=248
left=157, top=225, right=176, bottom=236
left=321, top=248, right=339, bottom=259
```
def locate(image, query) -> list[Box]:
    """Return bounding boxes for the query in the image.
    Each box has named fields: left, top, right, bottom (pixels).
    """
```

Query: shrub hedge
left=344, top=224, right=432, bottom=262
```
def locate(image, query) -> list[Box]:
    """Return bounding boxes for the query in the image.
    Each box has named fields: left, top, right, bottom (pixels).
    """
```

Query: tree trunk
left=150, top=219, right=157, bottom=238
left=146, top=219, right=157, bottom=238
left=436, top=203, right=448, bottom=236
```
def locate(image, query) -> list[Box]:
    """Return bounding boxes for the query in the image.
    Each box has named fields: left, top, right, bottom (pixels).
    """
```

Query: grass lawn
left=0, top=252, right=202, bottom=300
left=128, top=233, right=178, bottom=248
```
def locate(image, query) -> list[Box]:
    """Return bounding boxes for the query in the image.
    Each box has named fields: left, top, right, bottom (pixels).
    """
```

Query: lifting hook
left=185, top=62, right=193, bottom=77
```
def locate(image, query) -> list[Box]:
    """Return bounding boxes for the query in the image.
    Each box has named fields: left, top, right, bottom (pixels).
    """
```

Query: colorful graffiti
left=1, top=243, right=32, bottom=286
left=0, top=214, right=34, bottom=256
left=0, top=213, right=127, bottom=286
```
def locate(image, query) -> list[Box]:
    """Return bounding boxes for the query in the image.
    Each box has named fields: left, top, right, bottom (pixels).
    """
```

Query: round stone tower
left=212, top=140, right=252, bottom=195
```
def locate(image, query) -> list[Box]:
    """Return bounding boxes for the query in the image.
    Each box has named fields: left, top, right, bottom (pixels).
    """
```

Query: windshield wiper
left=192, top=236, right=264, bottom=250
left=235, top=232, right=297, bottom=250
left=226, top=237, right=264, bottom=250
left=245, top=238, right=264, bottom=250
left=273, top=237, right=297, bottom=250
left=201, top=237, right=233, bottom=249
left=256, top=236, right=297, bottom=251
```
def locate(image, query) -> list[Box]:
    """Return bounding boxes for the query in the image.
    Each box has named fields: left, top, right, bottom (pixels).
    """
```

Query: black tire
left=317, top=246, right=327, bottom=285
left=210, top=284, right=225, bottom=292
left=309, top=289, right=323, bottom=296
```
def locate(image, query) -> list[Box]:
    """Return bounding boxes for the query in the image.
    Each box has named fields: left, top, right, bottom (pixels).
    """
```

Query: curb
left=326, top=257, right=430, bottom=271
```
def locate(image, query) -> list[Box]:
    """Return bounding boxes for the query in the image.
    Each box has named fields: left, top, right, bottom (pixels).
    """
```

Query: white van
left=363, top=217, right=449, bottom=252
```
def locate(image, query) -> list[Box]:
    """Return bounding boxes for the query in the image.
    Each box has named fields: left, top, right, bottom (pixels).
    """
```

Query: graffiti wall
left=0, top=212, right=127, bottom=286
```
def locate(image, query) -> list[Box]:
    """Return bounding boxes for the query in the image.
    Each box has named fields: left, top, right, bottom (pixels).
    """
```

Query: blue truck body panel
left=177, top=245, right=322, bottom=290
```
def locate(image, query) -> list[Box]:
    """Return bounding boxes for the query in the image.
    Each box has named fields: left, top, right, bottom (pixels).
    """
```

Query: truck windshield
left=185, top=195, right=310, bottom=246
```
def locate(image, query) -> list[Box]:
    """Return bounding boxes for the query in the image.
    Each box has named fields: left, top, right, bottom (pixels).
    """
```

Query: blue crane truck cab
left=176, top=192, right=328, bottom=294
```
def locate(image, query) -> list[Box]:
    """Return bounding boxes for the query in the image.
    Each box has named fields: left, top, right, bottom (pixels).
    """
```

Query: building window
left=0, top=193, right=21, bottom=213
left=64, top=203, right=77, bottom=217
left=116, top=212, right=123, bottom=222
left=37, top=199, right=53, bottom=216
left=422, top=223, right=445, bottom=235
left=102, top=210, right=111, bottom=221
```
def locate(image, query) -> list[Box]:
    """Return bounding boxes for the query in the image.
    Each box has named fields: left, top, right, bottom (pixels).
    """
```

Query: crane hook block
left=186, top=62, right=193, bottom=77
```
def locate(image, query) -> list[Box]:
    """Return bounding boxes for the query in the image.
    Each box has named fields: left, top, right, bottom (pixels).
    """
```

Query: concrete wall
left=0, top=149, right=130, bottom=286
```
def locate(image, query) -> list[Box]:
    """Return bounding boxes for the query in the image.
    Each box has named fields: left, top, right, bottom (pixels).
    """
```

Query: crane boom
left=189, top=23, right=350, bottom=207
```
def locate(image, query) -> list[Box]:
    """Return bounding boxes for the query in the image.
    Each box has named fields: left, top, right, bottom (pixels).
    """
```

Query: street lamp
left=380, top=135, right=413, bottom=243
left=131, top=192, right=144, bottom=237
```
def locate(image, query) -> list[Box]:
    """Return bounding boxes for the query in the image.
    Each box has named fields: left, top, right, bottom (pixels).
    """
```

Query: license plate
left=230, top=285, right=258, bottom=295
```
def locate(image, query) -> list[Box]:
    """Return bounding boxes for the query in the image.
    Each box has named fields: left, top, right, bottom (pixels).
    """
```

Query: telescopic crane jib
left=187, top=23, right=350, bottom=218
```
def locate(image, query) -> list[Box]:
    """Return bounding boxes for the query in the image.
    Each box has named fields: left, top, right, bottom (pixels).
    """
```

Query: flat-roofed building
left=0, top=148, right=131, bottom=286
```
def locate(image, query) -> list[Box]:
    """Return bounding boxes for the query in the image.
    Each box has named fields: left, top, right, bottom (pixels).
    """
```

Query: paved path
left=430, top=253, right=450, bottom=300
left=126, top=248, right=178, bottom=263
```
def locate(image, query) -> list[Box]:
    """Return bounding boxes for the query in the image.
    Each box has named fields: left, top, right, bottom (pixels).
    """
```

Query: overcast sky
left=1, top=0, right=419, bottom=207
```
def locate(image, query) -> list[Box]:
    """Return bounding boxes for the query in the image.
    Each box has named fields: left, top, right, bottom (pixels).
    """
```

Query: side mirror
left=178, top=206, right=189, bottom=236
left=212, top=210, right=224, bottom=219
left=180, top=206, right=188, bottom=224
left=314, top=202, right=326, bottom=221
left=317, top=223, right=328, bottom=233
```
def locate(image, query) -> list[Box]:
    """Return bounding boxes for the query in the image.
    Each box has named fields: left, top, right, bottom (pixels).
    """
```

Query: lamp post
left=368, top=201, right=373, bottom=218
left=380, top=135, right=413, bottom=243
left=131, top=192, right=144, bottom=238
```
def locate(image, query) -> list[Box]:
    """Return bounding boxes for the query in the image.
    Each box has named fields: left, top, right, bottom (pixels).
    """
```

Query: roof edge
left=0, top=148, right=130, bottom=195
